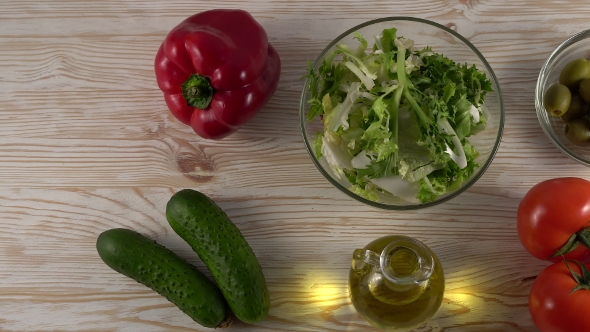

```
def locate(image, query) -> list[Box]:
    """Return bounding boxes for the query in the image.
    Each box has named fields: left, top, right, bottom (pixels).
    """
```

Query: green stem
left=396, top=46, right=431, bottom=128
left=389, top=86, right=404, bottom=176
left=551, top=227, right=590, bottom=258
left=390, top=86, right=404, bottom=147
left=181, top=74, right=214, bottom=109
left=396, top=46, right=409, bottom=87
left=403, top=89, right=431, bottom=127
left=563, top=259, right=590, bottom=294
left=578, top=227, right=590, bottom=248
left=390, top=86, right=404, bottom=132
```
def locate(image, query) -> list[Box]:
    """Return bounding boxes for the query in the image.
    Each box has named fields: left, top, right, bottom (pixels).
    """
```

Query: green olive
left=561, top=91, right=588, bottom=122
left=565, top=118, right=590, bottom=145
left=544, top=83, right=571, bottom=117
left=579, top=78, right=590, bottom=104
left=559, top=58, right=590, bottom=90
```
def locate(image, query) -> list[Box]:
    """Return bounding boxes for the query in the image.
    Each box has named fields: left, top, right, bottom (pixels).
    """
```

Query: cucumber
left=96, top=228, right=231, bottom=328
left=166, top=189, right=269, bottom=324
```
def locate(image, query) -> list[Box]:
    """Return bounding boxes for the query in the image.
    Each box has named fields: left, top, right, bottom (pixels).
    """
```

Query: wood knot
left=176, top=152, right=215, bottom=183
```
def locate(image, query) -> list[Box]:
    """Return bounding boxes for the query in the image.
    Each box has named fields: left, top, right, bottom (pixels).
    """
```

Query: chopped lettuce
left=305, top=28, right=493, bottom=203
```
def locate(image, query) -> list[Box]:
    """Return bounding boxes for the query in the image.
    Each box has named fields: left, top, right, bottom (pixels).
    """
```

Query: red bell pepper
left=154, top=9, right=281, bottom=139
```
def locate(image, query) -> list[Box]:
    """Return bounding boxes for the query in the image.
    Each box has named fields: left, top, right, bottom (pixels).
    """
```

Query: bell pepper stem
left=181, top=74, right=214, bottom=109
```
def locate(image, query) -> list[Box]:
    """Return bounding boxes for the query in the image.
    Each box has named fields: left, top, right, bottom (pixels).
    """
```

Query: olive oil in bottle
left=349, top=235, right=444, bottom=331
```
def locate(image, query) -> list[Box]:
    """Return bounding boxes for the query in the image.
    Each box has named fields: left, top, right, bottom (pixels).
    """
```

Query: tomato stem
left=563, top=259, right=590, bottom=294
left=551, top=227, right=590, bottom=258
left=578, top=227, right=590, bottom=248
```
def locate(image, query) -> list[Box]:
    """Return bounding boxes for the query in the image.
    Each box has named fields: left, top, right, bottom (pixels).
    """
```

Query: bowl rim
left=299, top=16, right=505, bottom=210
left=535, top=29, right=590, bottom=166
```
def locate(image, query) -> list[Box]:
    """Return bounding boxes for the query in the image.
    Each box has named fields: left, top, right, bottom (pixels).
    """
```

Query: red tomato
left=529, top=260, right=590, bottom=331
left=517, top=177, right=590, bottom=262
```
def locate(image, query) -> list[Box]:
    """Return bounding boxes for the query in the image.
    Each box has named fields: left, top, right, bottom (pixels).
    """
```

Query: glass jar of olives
left=536, top=29, right=590, bottom=166
left=543, top=57, right=590, bottom=145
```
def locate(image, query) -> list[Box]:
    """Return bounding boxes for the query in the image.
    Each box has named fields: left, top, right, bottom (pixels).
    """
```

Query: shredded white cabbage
left=321, top=136, right=352, bottom=179
left=351, top=150, right=372, bottom=169
left=370, top=176, right=420, bottom=204
left=327, top=82, right=362, bottom=132
left=469, top=104, right=481, bottom=123
left=344, top=61, right=375, bottom=90
left=439, top=119, right=468, bottom=169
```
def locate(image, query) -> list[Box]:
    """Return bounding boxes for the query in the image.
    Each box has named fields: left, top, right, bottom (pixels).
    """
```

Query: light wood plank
left=2, top=0, right=590, bottom=331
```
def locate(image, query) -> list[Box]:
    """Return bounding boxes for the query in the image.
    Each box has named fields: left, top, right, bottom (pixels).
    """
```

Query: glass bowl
left=536, top=29, right=590, bottom=166
left=299, top=17, right=504, bottom=210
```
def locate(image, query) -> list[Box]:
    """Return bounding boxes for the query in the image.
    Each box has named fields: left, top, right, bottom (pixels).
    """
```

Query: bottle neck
left=380, top=236, right=435, bottom=286
left=351, top=236, right=436, bottom=305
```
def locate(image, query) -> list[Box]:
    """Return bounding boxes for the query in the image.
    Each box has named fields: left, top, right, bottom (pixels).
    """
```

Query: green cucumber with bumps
left=96, top=228, right=231, bottom=328
left=166, top=189, right=269, bottom=324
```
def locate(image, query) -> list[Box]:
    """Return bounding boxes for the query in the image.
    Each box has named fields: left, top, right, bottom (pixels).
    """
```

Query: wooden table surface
left=2, top=0, right=589, bottom=331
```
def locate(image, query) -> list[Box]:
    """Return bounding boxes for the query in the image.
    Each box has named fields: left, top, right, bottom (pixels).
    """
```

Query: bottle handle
left=351, top=248, right=381, bottom=271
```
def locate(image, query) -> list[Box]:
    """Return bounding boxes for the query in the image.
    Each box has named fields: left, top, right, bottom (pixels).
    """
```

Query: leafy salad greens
left=305, top=28, right=493, bottom=204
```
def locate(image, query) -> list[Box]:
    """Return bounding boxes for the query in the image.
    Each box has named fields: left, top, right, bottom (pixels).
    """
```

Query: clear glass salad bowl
left=300, top=17, right=504, bottom=210
left=536, top=29, right=590, bottom=166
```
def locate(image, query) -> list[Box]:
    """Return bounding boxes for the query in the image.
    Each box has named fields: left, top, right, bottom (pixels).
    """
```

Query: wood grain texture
left=1, top=0, right=589, bottom=331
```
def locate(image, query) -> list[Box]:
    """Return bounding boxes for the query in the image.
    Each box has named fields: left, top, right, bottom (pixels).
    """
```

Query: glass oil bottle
left=349, top=235, right=444, bottom=331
